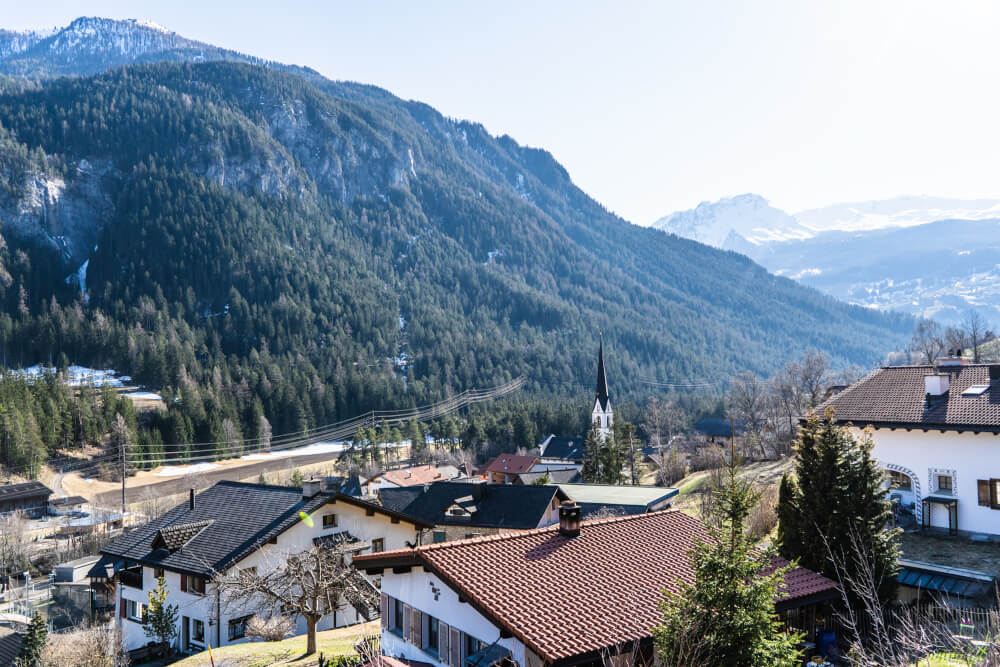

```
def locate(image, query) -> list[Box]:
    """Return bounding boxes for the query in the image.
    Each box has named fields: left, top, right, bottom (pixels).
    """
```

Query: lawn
left=167, top=622, right=377, bottom=667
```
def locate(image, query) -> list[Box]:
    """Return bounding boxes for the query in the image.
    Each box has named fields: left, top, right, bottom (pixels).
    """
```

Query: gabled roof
left=151, top=520, right=214, bottom=553
left=0, top=481, right=52, bottom=502
left=557, top=483, right=677, bottom=518
left=379, top=482, right=566, bottom=530
left=595, top=340, right=610, bottom=412
left=355, top=511, right=838, bottom=664
left=538, top=435, right=586, bottom=462
left=817, top=364, right=1000, bottom=430
left=0, top=628, right=23, bottom=667
left=50, top=495, right=88, bottom=506
left=374, top=465, right=462, bottom=487
left=516, top=469, right=582, bottom=485
left=483, top=454, right=537, bottom=475
left=100, top=481, right=430, bottom=577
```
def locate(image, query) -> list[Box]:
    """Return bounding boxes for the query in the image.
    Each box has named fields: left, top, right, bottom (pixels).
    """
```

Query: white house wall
left=117, top=497, right=423, bottom=653
left=856, top=427, right=1000, bottom=535
left=380, top=568, right=525, bottom=667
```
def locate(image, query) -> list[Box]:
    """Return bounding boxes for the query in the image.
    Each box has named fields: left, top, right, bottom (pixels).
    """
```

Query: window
left=464, top=633, right=484, bottom=659
left=125, top=599, right=146, bottom=623
left=982, top=479, right=1000, bottom=509
left=887, top=470, right=911, bottom=491
left=963, top=384, right=990, bottom=396
left=937, top=475, right=953, bottom=493
left=392, top=598, right=404, bottom=634
left=228, top=615, right=252, bottom=641
left=191, top=618, right=205, bottom=645
left=433, top=530, right=446, bottom=543
left=184, top=574, right=206, bottom=595
left=153, top=568, right=164, bottom=580
left=371, top=538, right=385, bottom=553
left=323, top=514, right=338, bottom=528
left=424, top=616, right=440, bottom=655
left=241, top=566, right=257, bottom=577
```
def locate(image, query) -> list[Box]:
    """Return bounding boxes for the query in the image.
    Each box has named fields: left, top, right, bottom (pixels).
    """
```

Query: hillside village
left=2, top=337, right=1000, bottom=666
left=1, top=8, right=1000, bottom=667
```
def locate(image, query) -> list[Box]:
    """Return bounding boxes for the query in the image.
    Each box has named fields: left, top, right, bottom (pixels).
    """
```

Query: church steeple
left=592, top=338, right=613, bottom=440
left=595, top=339, right=610, bottom=411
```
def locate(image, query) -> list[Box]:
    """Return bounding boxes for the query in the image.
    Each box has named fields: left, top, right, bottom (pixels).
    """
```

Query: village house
left=0, top=481, right=52, bottom=518
left=91, top=480, right=431, bottom=655
left=536, top=435, right=585, bottom=464
left=363, top=465, right=467, bottom=497
left=48, top=495, right=88, bottom=516
left=482, top=455, right=538, bottom=485
left=354, top=504, right=838, bottom=667
left=819, top=358, right=1000, bottom=538
left=378, top=481, right=568, bottom=543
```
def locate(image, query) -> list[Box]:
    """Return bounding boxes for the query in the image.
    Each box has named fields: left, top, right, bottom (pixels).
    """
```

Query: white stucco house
left=354, top=503, right=838, bottom=667
left=90, top=480, right=431, bottom=655
left=819, top=358, right=1000, bottom=537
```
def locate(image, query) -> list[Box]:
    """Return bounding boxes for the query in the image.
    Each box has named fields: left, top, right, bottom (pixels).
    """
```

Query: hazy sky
left=5, top=1, right=1000, bottom=223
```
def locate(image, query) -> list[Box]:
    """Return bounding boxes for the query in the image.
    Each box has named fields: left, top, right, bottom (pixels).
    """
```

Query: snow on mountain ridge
left=793, top=195, right=1000, bottom=233
left=651, top=193, right=812, bottom=248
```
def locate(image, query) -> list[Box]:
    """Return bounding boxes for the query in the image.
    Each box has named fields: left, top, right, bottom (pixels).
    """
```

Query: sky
left=5, top=1, right=1000, bottom=224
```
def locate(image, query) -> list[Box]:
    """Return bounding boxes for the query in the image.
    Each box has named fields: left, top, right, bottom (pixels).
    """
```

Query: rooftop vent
left=990, top=365, right=1000, bottom=382
left=558, top=501, right=581, bottom=538
left=925, top=373, right=950, bottom=396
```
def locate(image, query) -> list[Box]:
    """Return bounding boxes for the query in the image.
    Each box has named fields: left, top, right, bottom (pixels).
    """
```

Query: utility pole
left=119, top=428, right=127, bottom=519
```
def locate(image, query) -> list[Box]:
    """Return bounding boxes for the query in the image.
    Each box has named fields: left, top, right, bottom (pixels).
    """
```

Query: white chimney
left=925, top=374, right=950, bottom=396
left=302, top=478, right=323, bottom=499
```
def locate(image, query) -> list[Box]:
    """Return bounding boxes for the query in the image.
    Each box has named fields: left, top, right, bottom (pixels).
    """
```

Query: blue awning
left=898, top=560, right=995, bottom=599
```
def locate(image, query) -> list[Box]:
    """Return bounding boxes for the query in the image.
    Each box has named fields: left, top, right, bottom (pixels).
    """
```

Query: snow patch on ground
left=154, top=463, right=220, bottom=477
left=122, top=391, right=162, bottom=401
left=11, top=365, right=131, bottom=387
left=240, top=442, right=349, bottom=461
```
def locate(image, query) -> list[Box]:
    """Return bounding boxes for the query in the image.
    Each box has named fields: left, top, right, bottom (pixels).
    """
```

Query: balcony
left=119, top=567, right=143, bottom=589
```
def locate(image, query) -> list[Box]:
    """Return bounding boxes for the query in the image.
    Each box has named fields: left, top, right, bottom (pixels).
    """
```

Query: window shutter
left=449, top=627, right=461, bottom=667
left=387, top=597, right=395, bottom=629
left=979, top=480, right=991, bottom=506
left=438, top=621, right=450, bottom=658
left=402, top=604, right=411, bottom=643
left=380, top=594, right=388, bottom=629
left=180, top=575, right=187, bottom=592
left=120, top=597, right=127, bottom=618
left=410, top=609, right=421, bottom=646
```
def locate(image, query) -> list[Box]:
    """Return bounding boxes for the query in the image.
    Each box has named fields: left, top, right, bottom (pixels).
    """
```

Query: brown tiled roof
left=817, top=365, right=1000, bottom=429
left=355, top=510, right=837, bottom=662
left=378, top=465, right=456, bottom=487
left=483, top=454, right=537, bottom=475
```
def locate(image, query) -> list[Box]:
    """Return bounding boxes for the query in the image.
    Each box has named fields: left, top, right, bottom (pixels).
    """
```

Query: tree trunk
left=306, top=615, right=318, bottom=655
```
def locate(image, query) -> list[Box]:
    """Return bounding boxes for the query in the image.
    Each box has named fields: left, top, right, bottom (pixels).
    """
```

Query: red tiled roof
left=355, top=510, right=837, bottom=662
left=818, top=364, right=1000, bottom=429
left=483, top=454, right=537, bottom=475
left=378, top=465, right=454, bottom=487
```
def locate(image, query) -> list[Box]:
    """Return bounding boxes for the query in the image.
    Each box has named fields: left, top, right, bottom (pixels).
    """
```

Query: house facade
left=0, top=481, right=52, bottom=518
left=819, top=360, right=1000, bottom=537
left=363, top=465, right=465, bottom=497
left=355, top=505, right=838, bottom=667
left=94, top=480, right=430, bottom=654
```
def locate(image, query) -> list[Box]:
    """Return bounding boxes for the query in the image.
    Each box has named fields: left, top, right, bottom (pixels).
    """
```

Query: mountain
left=651, top=194, right=812, bottom=249
left=795, top=196, right=1000, bottom=234
left=0, top=17, right=273, bottom=77
left=0, top=19, right=914, bottom=464
left=746, top=218, right=1000, bottom=325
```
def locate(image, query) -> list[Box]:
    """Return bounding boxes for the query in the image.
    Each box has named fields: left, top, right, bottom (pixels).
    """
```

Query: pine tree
left=777, top=412, right=899, bottom=610
left=655, top=455, right=802, bottom=666
left=144, top=575, right=179, bottom=652
left=581, top=420, right=602, bottom=483
left=598, top=429, right=624, bottom=485
left=15, top=611, right=47, bottom=667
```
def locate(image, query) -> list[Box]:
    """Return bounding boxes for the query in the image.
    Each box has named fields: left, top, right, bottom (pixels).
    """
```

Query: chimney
left=470, top=478, right=487, bottom=501
left=925, top=373, right=950, bottom=396
left=990, top=365, right=1000, bottom=383
left=189, top=488, right=195, bottom=510
left=302, top=478, right=323, bottom=499
left=558, top=501, right=581, bottom=538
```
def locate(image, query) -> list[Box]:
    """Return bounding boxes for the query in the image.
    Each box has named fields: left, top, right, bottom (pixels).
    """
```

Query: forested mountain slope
left=0, top=58, right=912, bottom=469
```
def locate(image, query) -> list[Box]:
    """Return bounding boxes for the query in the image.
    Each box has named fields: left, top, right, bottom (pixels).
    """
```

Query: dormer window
left=963, top=384, right=990, bottom=396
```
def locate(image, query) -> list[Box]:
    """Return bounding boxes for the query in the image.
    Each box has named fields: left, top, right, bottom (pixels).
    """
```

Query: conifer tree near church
left=777, top=411, right=899, bottom=609
left=581, top=420, right=603, bottom=483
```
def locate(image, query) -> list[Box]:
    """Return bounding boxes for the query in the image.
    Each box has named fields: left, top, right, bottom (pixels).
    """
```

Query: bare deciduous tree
left=963, top=310, right=987, bottom=364
left=910, top=320, right=945, bottom=365
left=727, top=372, right=767, bottom=459
left=214, top=544, right=378, bottom=655
left=0, top=510, right=28, bottom=580
left=40, top=623, right=128, bottom=667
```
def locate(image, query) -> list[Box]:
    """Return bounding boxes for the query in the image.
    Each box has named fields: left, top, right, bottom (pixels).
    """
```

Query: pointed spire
left=595, top=337, right=610, bottom=411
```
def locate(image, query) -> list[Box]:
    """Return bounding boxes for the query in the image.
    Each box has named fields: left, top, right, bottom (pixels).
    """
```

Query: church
left=538, top=341, right=613, bottom=463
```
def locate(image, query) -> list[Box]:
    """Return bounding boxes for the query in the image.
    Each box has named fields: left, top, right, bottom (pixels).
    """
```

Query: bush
left=748, top=484, right=779, bottom=540
left=246, top=614, right=294, bottom=642
left=40, top=624, right=126, bottom=667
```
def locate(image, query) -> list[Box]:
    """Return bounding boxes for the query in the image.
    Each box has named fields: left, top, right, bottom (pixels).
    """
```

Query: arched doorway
left=885, top=464, right=920, bottom=526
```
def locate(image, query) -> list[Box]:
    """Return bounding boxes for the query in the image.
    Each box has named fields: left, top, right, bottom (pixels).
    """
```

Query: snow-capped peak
left=651, top=193, right=813, bottom=248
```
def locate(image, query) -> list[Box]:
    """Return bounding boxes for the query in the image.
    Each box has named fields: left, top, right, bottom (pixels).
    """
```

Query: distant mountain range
left=653, top=195, right=1000, bottom=324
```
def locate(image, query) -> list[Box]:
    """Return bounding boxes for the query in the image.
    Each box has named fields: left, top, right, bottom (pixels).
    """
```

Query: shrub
left=246, top=614, right=294, bottom=642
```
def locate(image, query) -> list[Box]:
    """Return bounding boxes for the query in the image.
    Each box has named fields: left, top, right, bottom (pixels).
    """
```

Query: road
left=93, top=449, right=350, bottom=506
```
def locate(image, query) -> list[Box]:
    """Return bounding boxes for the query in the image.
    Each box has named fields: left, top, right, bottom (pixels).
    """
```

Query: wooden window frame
left=936, top=474, right=953, bottom=493
left=371, top=538, right=385, bottom=553
left=322, top=513, right=338, bottom=528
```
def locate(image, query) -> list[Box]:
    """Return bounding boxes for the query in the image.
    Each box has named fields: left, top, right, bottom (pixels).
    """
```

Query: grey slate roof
left=0, top=481, right=51, bottom=502
left=152, top=520, right=214, bottom=552
left=818, top=364, right=1000, bottom=430
left=539, top=435, right=586, bottom=462
left=100, top=481, right=429, bottom=577
left=0, top=629, right=22, bottom=667
left=516, top=469, right=582, bottom=485
left=379, top=482, right=567, bottom=530
left=50, top=495, right=88, bottom=506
